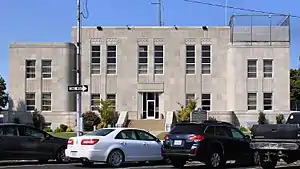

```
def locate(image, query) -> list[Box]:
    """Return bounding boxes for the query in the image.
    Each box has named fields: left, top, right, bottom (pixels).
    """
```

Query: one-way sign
left=68, top=85, right=88, bottom=92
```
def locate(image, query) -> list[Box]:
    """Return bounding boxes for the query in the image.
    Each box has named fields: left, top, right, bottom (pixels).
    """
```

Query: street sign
left=68, top=85, right=88, bottom=92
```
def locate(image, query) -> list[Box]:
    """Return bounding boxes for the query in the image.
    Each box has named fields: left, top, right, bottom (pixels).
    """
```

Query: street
left=0, top=161, right=299, bottom=169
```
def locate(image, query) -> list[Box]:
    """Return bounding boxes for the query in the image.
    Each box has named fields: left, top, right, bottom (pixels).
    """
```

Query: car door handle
left=120, top=142, right=126, bottom=145
left=143, top=142, right=147, bottom=146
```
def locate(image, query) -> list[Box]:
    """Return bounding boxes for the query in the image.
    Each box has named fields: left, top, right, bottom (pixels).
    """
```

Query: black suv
left=162, top=121, right=259, bottom=168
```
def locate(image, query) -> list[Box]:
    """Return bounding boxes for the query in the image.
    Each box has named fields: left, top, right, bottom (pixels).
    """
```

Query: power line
left=184, top=0, right=300, bottom=19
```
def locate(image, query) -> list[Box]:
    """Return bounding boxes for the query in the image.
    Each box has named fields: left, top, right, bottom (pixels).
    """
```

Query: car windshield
left=170, top=124, right=204, bottom=134
left=85, top=129, right=115, bottom=136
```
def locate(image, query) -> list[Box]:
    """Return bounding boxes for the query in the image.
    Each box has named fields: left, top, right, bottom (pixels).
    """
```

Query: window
left=230, top=128, right=245, bottom=139
left=170, top=124, right=204, bottom=134
left=0, top=126, right=18, bottom=136
left=115, top=130, right=137, bottom=140
left=204, top=126, right=215, bottom=136
left=91, top=45, right=101, bottom=74
left=41, top=60, right=52, bottom=78
left=215, top=126, right=231, bottom=137
left=186, top=45, right=195, bottom=74
left=107, top=45, right=116, bottom=74
left=202, top=94, right=211, bottom=111
left=91, top=94, right=100, bottom=111
left=263, top=92, right=273, bottom=110
left=138, top=46, right=148, bottom=74
left=154, top=45, right=164, bottom=74
left=247, top=93, right=257, bottom=110
left=18, top=126, right=45, bottom=138
left=135, top=130, right=156, bottom=141
left=85, top=129, right=115, bottom=136
left=263, top=59, right=273, bottom=78
left=186, top=94, right=195, bottom=106
left=25, top=92, right=35, bottom=111
left=247, top=59, right=257, bottom=78
left=107, top=94, right=116, bottom=110
left=26, top=60, right=36, bottom=78
left=42, top=93, right=51, bottom=111
left=201, top=45, right=211, bottom=74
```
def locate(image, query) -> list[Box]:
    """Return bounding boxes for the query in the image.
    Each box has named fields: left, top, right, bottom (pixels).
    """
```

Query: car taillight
left=164, top=135, right=169, bottom=140
left=188, top=134, right=205, bottom=141
left=68, top=139, right=74, bottom=145
left=81, top=139, right=99, bottom=145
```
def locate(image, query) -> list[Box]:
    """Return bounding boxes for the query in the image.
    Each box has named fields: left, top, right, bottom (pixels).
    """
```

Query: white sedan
left=65, top=128, right=164, bottom=167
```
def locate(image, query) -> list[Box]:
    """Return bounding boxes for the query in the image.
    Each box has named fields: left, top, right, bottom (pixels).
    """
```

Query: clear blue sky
left=2, top=0, right=299, bottom=84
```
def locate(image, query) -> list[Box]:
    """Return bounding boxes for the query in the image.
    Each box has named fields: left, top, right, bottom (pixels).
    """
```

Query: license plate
left=174, top=140, right=182, bottom=145
left=70, top=151, right=78, bottom=156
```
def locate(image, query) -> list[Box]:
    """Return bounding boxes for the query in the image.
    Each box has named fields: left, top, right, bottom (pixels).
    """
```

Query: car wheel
left=56, top=147, right=68, bottom=163
left=81, top=161, right=94, bottom=167
left=206, top=149, right=224, bottom=168
left=107, top=149, right=124, bottom=167
left=260, top=155, right=277, bottom=169
left=252, top=151, right=260, bottom=166
left=170, top=159, right=186, bottom=168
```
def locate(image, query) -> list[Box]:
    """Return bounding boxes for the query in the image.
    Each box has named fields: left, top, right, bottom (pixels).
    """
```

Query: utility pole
left=76, top=0, right=83, bottom=137
left=151, top=0, right=163, bottom=26
left=225, top=0, right=228, bottom=25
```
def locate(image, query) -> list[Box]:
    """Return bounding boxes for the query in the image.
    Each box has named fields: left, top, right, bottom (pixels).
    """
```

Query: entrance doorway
left=142, top=93, right=159, bottom=119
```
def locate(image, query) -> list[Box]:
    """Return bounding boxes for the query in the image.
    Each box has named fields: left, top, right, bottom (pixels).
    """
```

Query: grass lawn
left=49, top=132, right=77, bottom=138
left=156, top=132, right=168, bottom=140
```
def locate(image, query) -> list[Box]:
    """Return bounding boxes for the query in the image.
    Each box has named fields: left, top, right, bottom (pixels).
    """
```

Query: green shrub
left=276, top=114, right=285, bottom=124
left=258, top=111, right=268, bottom=124
left=43, top=127, right=53, bottom=132
left=239, top=126, right=249, bottom=133
left=54, top=127, right=62, bottom=132
left=83, top=111, right=101, bottom=131
left=66, top=127, right=73, bottom=132
left=59, top=124, right=68, bottom=132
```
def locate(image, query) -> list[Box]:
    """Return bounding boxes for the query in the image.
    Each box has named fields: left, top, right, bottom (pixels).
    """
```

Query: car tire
left=251, top=151, right=260, bottom=166
left=260, top=155, right=277, bottom=169
left=170, top=159, right=186, bottom=168
left=56, top=147, right=68, bottom=163
left=206, top=149, right=225, bottom=168
left=107, top=149, right=124, bottom=167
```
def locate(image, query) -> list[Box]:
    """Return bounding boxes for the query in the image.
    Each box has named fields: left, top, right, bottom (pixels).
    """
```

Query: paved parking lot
left=0, top=161, right=299, bottom=169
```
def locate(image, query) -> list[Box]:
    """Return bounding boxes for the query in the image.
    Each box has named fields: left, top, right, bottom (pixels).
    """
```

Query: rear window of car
left=170, top=124, right=204, bottom=134
left=85, top=129, right=115, bottom=136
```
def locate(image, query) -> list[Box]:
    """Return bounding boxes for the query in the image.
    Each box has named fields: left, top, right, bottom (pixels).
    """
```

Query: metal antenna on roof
left=151, top=0, right=164, bottom=26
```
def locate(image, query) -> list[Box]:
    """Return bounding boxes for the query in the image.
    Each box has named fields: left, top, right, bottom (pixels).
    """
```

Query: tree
left=97, top=99, right=115, bottom=128
left=176, top=99, right=197, bottom=122
left=32, top=109, right=45, bottom=129
left=258, top=111, right=268, bottom=124
left=276, top=114, right=285, bottom=124
left=0, top=76, right=8, bottom=111
left=290, top=69, right=300, bottom=109
left=82, top=111, right=100, bottom=131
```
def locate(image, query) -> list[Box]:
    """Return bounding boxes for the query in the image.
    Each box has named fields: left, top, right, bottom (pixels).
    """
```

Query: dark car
left=162, top=121, right=259, bottom=168
left=0, top=123, right=68, bottom=163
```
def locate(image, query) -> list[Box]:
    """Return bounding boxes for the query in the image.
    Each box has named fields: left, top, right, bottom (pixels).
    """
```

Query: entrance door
left=146, top=100, right=155, bottom=119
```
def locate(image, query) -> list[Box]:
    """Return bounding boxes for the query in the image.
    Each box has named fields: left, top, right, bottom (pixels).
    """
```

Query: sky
left=2, top=0, right=299, bottom=84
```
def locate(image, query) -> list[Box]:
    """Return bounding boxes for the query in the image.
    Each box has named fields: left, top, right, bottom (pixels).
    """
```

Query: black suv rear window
left=85, top=129, right=115, bottom=136
left=170, top=124, right=204, bottom=134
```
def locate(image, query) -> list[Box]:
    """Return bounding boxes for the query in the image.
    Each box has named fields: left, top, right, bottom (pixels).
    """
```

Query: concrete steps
left=127, top=119, right=165, bottom=132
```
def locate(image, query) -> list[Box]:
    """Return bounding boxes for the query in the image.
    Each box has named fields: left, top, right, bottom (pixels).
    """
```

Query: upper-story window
left=91, top=93, right=101, bottom=111
left=263, top=92, right=273, bottom=110
left=41, top=60, right=52, bottom=79
left=25, top=92, right=35, bottom=111
left=185, top=94, right=195, bottom=106
left=41, top=92, right=52, bottom=111
left=138, top=46, right=148, bottom=74
left=263, top=59, right=273, bottom=78
left=107, top=45, right=116, bottom=74
left=201, top=45, right=211, bottom=74
left=91, top=45, right=101, bottom=74
left=247, top=59, right=257, bottom=78
left=154, top=45, right=164, bottom=74
left=26, top=60, right=36, bottom=79
left=202, top=93, right=211, bottom=111
left=107, top=94, right=116, bottom=110
left=186, top=45, right=196, bottom=74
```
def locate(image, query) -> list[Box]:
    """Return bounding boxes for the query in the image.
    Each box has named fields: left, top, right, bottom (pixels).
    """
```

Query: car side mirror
left=155, top=138, right=161, bottom=142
